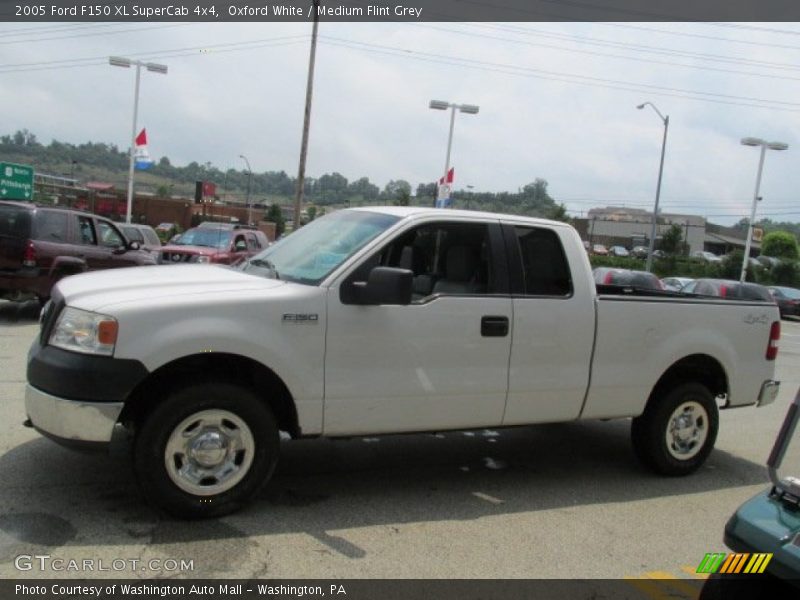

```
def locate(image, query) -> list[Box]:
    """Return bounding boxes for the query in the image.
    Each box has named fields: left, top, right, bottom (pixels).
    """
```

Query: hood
left=54, top=264, right=284, bottom=312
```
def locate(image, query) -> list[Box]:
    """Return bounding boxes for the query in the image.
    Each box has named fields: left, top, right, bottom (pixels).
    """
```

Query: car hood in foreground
left=53, top=264, right=284, bottom=312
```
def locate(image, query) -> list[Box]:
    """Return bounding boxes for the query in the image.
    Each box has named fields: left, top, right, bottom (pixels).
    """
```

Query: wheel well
left=649, top=354, right=728, bottom=404
left=119, top=352, right=300, bottom=438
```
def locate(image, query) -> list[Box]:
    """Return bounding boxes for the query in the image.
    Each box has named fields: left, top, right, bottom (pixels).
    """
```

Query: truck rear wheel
left=631, top=382, right=718, bottom=476
left=133, top=382, right=279, bottom=518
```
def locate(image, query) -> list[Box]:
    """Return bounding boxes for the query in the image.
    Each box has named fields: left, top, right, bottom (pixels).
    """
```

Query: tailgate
left=0, top=204, right=31, bottom=271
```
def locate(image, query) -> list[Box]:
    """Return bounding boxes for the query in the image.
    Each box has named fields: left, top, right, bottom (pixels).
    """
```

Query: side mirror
left=347, top=267, right=413, bottom=305
left=128, top=241, right=141, bottom=251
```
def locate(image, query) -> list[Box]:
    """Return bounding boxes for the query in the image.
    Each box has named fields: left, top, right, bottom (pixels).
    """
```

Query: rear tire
left=631, top=382, right=718, bottom=476
left=133, top=382, right=279, bottom=519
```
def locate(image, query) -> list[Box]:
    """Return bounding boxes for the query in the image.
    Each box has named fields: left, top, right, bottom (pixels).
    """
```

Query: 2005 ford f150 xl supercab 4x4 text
left=24, top=207, right=781, bottom=517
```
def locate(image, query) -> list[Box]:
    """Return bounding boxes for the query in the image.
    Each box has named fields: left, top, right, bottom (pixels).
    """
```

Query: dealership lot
left=1, top=299, right=799, bottom=584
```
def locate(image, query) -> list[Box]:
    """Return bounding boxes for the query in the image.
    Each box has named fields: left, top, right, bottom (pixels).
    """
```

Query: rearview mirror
left=346, top=267, right=413, bottom=305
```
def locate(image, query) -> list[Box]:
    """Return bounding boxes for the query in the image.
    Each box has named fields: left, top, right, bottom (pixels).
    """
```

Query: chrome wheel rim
left=164, top=409, right=255, bottom=496
left=665, top=401, right=709, bottom=460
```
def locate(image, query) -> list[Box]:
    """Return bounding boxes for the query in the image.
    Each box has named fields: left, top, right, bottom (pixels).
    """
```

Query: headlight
left=193, top=255, right=211, bottom=263
left=49, top=307, right=118, bottom=356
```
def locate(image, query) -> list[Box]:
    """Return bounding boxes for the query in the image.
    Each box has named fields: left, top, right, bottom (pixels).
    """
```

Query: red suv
left=0, top=201, right=156, bottom=303
left=158, top=225, right=269, bottom=265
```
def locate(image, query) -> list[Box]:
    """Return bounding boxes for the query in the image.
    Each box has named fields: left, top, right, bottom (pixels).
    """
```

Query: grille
left=159, top=252, right=193, bottom=264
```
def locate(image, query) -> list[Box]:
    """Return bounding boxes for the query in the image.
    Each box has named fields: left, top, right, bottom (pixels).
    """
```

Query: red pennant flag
left=135, top=128, right=147, bottom=146
left=439, top=167, right=455, bottom=184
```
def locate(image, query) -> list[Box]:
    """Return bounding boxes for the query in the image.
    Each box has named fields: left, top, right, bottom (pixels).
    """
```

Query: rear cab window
left=511, top=225, right=573, bottom=297
left=0, top=204, right=32, bottom=239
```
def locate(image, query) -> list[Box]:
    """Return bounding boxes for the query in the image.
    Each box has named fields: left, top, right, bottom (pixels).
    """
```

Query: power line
left=470, top=23, right=800, bottom=72
left=319, top=35, right=800, bottom=112
left=0, top=23, right=198, bottom=45
left=412, top=23, right=800, bottom=83
left=0, top=35, right=310, bottom=73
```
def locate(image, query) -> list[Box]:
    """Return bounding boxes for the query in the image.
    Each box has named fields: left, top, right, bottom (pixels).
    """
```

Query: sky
left=1, top=19, right=799, bottom=225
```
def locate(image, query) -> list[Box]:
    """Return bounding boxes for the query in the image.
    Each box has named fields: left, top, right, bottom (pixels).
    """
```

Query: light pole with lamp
left=739, top=137, right=788, bottom=282
left=109, top=56, right=167, bottom=224
left=637, top=101, right=669, bottom=273
left=429, top=100, right=479, bottom=207
left=239, top=154, right=252, bottom=225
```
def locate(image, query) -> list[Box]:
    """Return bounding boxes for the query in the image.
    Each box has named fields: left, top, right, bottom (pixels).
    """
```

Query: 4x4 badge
left=282, top=314, right=319, bottom=324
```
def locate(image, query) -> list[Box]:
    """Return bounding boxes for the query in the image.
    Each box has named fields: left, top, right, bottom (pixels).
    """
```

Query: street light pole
left=637, top=102, right=669, bottom=273
left=429, top=99, right=479, bottom=208
left=739, top=137, right=789, bottom=282
left=109, top=56, right=167, bottom=224
left=239, top=154, right=252, bottom=225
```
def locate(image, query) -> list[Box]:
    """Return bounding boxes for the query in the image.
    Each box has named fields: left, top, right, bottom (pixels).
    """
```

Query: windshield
left=173, top=228, right=232, bottom=249
left=777, top=287, right=800, bottom=299
left=241, top=210, right=400, bottom=285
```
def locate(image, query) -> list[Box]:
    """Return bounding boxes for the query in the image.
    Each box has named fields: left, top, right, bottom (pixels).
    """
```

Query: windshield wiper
left=248, top=258, right=280, bottom=280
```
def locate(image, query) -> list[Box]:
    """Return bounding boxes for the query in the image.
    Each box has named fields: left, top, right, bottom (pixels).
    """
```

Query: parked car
left=682, top=279, right=775, bottom=302
left=692, top=250, right=723, bottom=263
left=757, top=255, right=782, bottom=268
left=119, top=223, right=162, bottom=253
left=197, top=221, right=257, bottom=231
left=661, top=276, right=694, bottom=292
left=592, top=243, right=609, bottom=256
left=0, top=201, right=156, bottom=303
left=158, top=225, right=269, bottom=265
left=631, top=245, right=649, bottom=259
left=608, top=245, right=629, bottom=257
left=25, top=207, right=781, bottom=517
left=769, top=286, right=800, bottom=318
left=700, top=387, right=800, bottom=598
left=593, top=267, right=665, bottom=290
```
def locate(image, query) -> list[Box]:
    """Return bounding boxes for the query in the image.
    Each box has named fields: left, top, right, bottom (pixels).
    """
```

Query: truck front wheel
left=631, top=382, right=719, bottom=476
left=133, top=382, right=279, bottom=518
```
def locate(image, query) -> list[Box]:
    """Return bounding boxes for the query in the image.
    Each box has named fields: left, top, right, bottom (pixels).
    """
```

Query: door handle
left=481, top=316, right=509, bottom=337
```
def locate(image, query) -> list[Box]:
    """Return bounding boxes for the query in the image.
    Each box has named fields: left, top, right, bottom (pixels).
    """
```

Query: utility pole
left=294, top=0, right=320, bottom=231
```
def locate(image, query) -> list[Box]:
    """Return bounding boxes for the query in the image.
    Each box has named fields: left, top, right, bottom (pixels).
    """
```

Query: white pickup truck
left=24, top=207, right=781, bottom=517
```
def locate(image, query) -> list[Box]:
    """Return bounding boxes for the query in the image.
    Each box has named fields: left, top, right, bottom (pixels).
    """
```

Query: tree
left=383, top=180, right=412, bottom=204
left=264, top=203, right=285, bottom=237
left=761, top=231, right=799, bottom=260
left=306, top=205, right=317, bottom=222
left=660, top=224, right=685, bottom=256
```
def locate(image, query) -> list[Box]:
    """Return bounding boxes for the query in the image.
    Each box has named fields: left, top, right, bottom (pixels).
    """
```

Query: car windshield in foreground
left=173, top=229, right=232, bottom=249
left=775, top=287, right=800, bottom=299
left=240, top=210, right=400, bottom=285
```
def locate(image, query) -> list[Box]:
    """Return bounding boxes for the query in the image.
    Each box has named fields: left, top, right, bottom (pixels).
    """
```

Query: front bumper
left=25, top=384, right=123, bottom=444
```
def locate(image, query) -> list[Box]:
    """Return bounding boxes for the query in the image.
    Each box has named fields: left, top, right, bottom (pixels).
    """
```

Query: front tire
left=631, top=382, right=719, bottom=476
left=133, top=382, right=279, bottom=518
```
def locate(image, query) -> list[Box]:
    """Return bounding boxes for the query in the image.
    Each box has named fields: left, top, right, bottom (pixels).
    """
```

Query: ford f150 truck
left=24, top=207, right=782, bottom=518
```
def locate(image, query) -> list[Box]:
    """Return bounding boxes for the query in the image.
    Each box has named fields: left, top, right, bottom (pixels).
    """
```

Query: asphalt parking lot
left=1, top=299, right=799, bottom=589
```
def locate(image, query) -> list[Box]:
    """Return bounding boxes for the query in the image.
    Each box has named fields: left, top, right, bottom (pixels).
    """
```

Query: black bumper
left=27, top=338, right=149, bottom=403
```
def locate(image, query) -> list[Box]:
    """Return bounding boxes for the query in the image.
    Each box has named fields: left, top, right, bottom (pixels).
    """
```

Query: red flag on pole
left=439, top=167, right=455, bottom=184
left=135, top=129, right=147, bottom=146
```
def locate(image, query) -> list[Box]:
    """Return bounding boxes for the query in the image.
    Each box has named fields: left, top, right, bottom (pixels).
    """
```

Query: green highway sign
left=0, top=162, right=34, bottom=200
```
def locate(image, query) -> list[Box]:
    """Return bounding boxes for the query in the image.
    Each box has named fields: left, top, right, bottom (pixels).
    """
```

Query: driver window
left=353, top=222, right=495, bottom=302
left=97, top=221, right=124, bottom=248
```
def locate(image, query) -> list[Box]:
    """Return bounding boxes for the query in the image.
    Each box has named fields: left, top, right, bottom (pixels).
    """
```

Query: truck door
left=324, top=219, right=512, bottom=435
left=501, top=223, right=595, bottom=424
